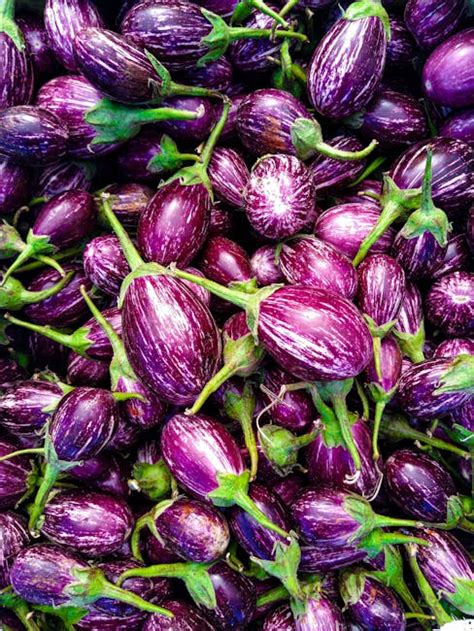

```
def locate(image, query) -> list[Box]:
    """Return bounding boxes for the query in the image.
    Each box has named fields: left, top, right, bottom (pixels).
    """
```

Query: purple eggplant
left=0, top=158, right=31, bottom=215
left=251, top=245, right=284, bottom=286
left=83, top=235, right=130, bottom=297
left=440, top=108, right=474, bottom=146
left=0, top=270, right=73, bottom=314
left=392, top=281, right=425, bottom=363
left=0, top=357, right=27, bottom=386
left=194, top=0, right=237, bottom=16
left=16, top=11, right=58, bottom=84
left=144, top=599, right=214, bottom=631
left=99, top=182, right=154, bottom=231
left=0, top=512, right=29, bottom=589
left=44, top=0, right=104, bottom=71
left=315, top=203, right=395, bottom=260
left=385, top=449, right=461, bottom=524
left=41, top=489, right=133, bottom=557
left=307, top=0, right=389, bottom=119
left=178, top=55, right=233, bottom=92
left=261, top=365, right=314, bottom=432
left=199, top=235, right=252, bottom=286
left=271, top=473, right=305, bottom=505
left=386, top=15, right=416, bottom=68
left=294, top=596, right=345, bottom=631
left=309, top=136, right=371, bottom=193
left=0, top=105, right=68, bottom=166
left=209, top=147, right=249, bottom=209
left=209, top=205, right=234, bottom=237
left=0, top=380, right=66, bottom=439
left=299, top=543, right=367, bottom=573
left=158, top=96, right=216, bottom=143
left=425, top=271, right=474, bottom=336
left=405, top=0, right=465, bottom=50
left=0, top=437, right=37, bottom=509
left=236, top=89, right=376, bottom=160
left=263, top=604, right=294, bottom=631
left=36, top=160, right=96, bottom=200
left=434, top=337, right=474, bottom=358
left=67, top=352, right=109, bottom=387
left=397, top=355, right=474, bottom=420
left=432, top=233, right=470, bottom=280
left=279, top=235, right=358, bottom=300
left=10, top=544, right=172, bottom=616
left=205, top=562, right=256, bottom=631
left=340, top=570, right=406, bottom=631
left=245, top=154, right=316, bottom=239
left=0, top=1, right=34, bottom=109
left=422, top=28, right=474, bottom=108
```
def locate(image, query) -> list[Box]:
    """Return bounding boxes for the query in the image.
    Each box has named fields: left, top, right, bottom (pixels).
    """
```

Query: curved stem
left=256, top=585, right=289, bottom=608
left=34, top=254, right=66, bottom=276
left=2, top=245, right=34, bottom=285
left=4, top=314, right=87, bottom=356
left=394, top=578, right=428, bottom=620
left=15, top=245, right=84, bottom=274
left=79, top=286, right=123, bottom=358
left=96, top=577, right=173, bottom=617
left=170, top=266, right=250, bottom=309
left=234, top=489, right=290, bottom=539
left=355, top=379, right=370, bottom=419
left=353, top=199, right=401, bottom=266
left=372, top=336, right=383, bottom=382
left=138, top=107, right=201, bottom=123
left=372, top=401, right=385, bottom=462
left=200, top=101, right=230, bottom=169
left=377, top=532, right=429, bottom=547
left=239, top=409, right=258, bottom=481
left=407, top=546, right=452, bottom=627
left=315, top=139, right=378, bottom=161
left=458, top=518, right=474, bottom=533
left=130, top=513, right=153, bottom=562
left=0, top=0, right=15, bottom=20
left=98, top=195, right=143, bottom=271
left=229, top=26, right=307, bottom=41
left=188, top=363, right=237, bottom=415
left=28, top=462, right=59, bottom=535
left=23, top=271, right=73, bottom=305
left=0, top=447, right=44, bottom=462
left=348, top=156, right=387, bottom=187
left=332, top=394, right=361, bottom=471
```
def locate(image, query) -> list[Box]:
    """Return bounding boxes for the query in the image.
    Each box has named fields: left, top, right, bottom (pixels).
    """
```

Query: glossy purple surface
left=295, top=596, right=345, bottom=631
left=440, top=108, right=474, bottom=145
left=143, top=599, right=214, bottom=630
left=0, top=512, right=29, bottom=589
left=299, top=543, right=366, bottom=573
left=343, top=573, right=406, bottom=631
left=33, top=189, right=95, bottom=248
left=66, top=352, right=110, bottom=387
left=179, top=56, right=233, bottom=92
left=36, top=160, right=95, bottom=199
left=0, top=30, right=34, bottom=110
left=261, top=365, right=314, bottom=431
left=102, top=182, right=154, bottom=231
left=17, top=12, right=58, bottom=83
left=206, top=562, right=256, bottom=631
left=0, top=438, right=35, bottom=509
left=263, top=605, right=294, bottom=631
left=209, top=147, right=249, bottom=209
left=229, top=9, right=283, bottom=74
left=405, top=0, right=465, bottom=49
left=386, top=16, right=416, bottom=68
left=251, top=245, right=284, bottom=286
left=425, top=271, right=474, bottom=336
left=0, top=157, right=31, bottom=214
left=365, top=335, right=402, bottom=392
left=432, top=232, right=470, bottom=281
left=116, top=129, right=170, bottom=183
left=357, top=254, right=406, bottom=327
left=433, top=337, right=474, bottom=358
left=393, top=281, right=423, bottom=338
left=393, top=223, right=447, bottom=280
left=310, top=136, right=368, bottom=192
left=83, top=235, right=130, bottom=297
left=199, top=235, right=252, bottom=285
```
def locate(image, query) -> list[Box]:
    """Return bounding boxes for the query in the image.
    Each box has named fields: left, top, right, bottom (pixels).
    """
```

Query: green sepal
left=199, top=9, right=231, bottom=67
left=344, top=0, right=391, bottom=40
left=366, top=381, right=396, bottom=405
left=144, top=50, right=172, bottom=99
left=229, top=277, right=258, bottom=294
left=435, top=354, right=474, bottom=395
left=380, top=174, right=422, bottom=213
left=0, top=15, right=26, bottom=51
left=182, top=563, right=217, bottom=610
left=340, top=568, right=366, bottom=607
left=34, top=605, right=88, bottom=627
left=208, top=470, right=250, bottom=508
left=130, top=459, right=172, bottom=502
left=272, top=67, right=304, bottom=100
left=25, top=230, right=55, bottom=255
left=85, top=99, right=148, bottom=145
left=245, top=284, right=283, bottom=342
left=343, top=495, right=376, bottom=541
left=364, top=314, right=397, bottom=339
left=291, top=118, right=324, bottom=161
left=343, top=110, right=366, bottom=130
left=393, top=324, right=425, bottom=363
left=258, top=424, right=318, bottom=475
left=223, top=332, right=264, bottom=378
left=450, top=578, right=474, bottom=616
left=0, top=222, right=25, bottom=260
left=147, top=135, right=186, bottom=174
left=223, top=377, right=257, bottom=423
left=161, top=161, right=213, bottom=198
left=399, top=205, right=450, bottom=247
left=251, top=538, right=303, bottom=601
left=446, top=495, right=465, bottom=528
left=368, top=544, right=404, bottom=587
left=0, top=316, right=11, bottom=345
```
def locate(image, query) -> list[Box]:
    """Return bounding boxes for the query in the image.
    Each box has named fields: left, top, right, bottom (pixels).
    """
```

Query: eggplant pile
left=0, top=0, right=472, bottom=629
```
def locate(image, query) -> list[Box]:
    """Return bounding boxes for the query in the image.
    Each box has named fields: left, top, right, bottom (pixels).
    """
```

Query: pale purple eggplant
left=423, top=28, right=474, bottom=109
left=410, top=528, right=474, bottom=615
left=432, top=234, right=470, bottom=280
left=83, top=235, right=130, bottom=297
left=0, top=158, right=31, bottom=215
left=144, top=599, right=214, bottom=631
left=10, top=544, right=172, bottom=616
left=307, top=2, right=389, bottom=119
left=0, top=1, right=34, bottom=109
left=16, top=11, right=58, bottom=84
left=251, top=245, right=284, bottom=286
left=340, top=570, right=406, bottom=631
left=0, top=357, right=26, bottom=386
left=44, top=0, right=104, bottom=71
left=205, top=562, right=256, bottom=631
left=0, top=436, right=37, bottom=509
left=263, top=605, right=294, bottom=631
left=279, top=235, right=358, bottom=300
left=392, top=281, right=425, bottom=363
left=0, top=512, right=29, bottom=589
left=209, top=147, right=249, bottom=208
left=434, top=337, right=474, bottom=358
left=178, top=56, right=233, bottom=92
left=261, top=365, right=314, bottom=432
left=440, top=108, right=474, bottom=146
left=137, top=179, right=210, bottom=267
left=245, top=154, right=316, bottom=239
left=299, top=543, right=367, bottom=573
left=397, top=355, right=474, bottom=420
left=385, top=449, right=460, bottom=523
left=35, top=160, right=96, bottom=200
left=199, top=235, right=252, bottom=287
left=67, top=352, right=109, bottom=387
left=0, top=105, right=68, bottom=166
left=41, top=489, right=133, bottom=557
left=237, top=89, right=376, bottom=160
left=305, top=417, right=380, bottom=498
left=386, top=16, right=416, bottom=68
left=355, top=89, right=428, bottom=147
left=99, top=182, right=154, bottom=231
left=158, top=96, right=216, bottom=143
left=0, top=380, right=65, bottom=439
left=405, top=0, right=465, bottom=50
left=295, top=596, right=345, bottom=631
left=425, top=271, right=474, bottom=336
left=161, top=413, right=290, bottom=537
left=314, top=203, right=396, bottom=259
left=309, top=136, right=370, bottom=192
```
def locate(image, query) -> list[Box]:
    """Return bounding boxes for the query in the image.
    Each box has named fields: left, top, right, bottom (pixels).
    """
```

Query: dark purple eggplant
left=0, top=437, right=37, bottom=509
left=0, top=1, right=34, bottom=109
left=405, top=0, right=465, bottom=49
left=279, top=235, right=358, bottom=300
left=44, top=0, right=104, bottom=71
left=397, top=355, right=474, bottom=420
left=41, top=489, right=133, bottom=557
left=209, top=147, right=249, bottom=208
left=392, top=281, right=425, bottom=363
left=434, top=337, right=474, bottom=358
left=0, top=357, right=27, bottom=386
left=245, top=154, right=316, bottom=239
left=425, top=271, right=473, bottom=336
left=209, top=206, right=234, bottom=238
left=271, top=473, right=305, bottom=505
left=260, top=365, right=314, bottom=432
left=144, top=599, right=214, bottom=631
left=10, top=544, right=172, bottom=616
left=0, top=105, right=68, bottom=166
left=0, top=158, right=31, bottom=215
left=294, top=595, right=345, bottom=631
left=386, top=15, right=416, bottom=68
left=423, top=28, right=474, bottom=109
left=83, top=235, right=130, bottom=297
left=178, top=55, right=233, bottom=92
left=99, top=182, right=154, bottom=231
left=158, top=96, right=216, bottom=143
left=440, top=108, right=474, bottom=146
left=385, top=449, right=461, bottom=524
left=251, top=245, right=284, bottom=286
left=307, top=0, right=389, bottom=119
left=340, top=569, right=406, bottom=631
left=204, top=562, right=256, bottom=631
left=16, top=11, right=58, bottom=84
left=199, top=235, right=252, bottom=286
left=36, top=160, right=96, bottom=200
left=67, top=352, right=109, bottom=387
left=0, top=512, right=29, bottom=589
left=432, top=233, right=470, bottom=280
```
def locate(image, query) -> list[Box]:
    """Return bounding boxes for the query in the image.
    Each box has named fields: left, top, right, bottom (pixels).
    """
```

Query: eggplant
left=260, top=365, right=314, bottom=432
left=392, top=281, right=425, bottom=363
left=83, top=235, right=130, bottom=297
left=314, top=203, right=395, bottom=259
left=16, top=11, right=58, bottom=84
left=385, top=449, right=461, bottom=524
left=0, top=437, right=37, bottom=509
left=99, top=182, right=154, bottom=231
left=10, top=544, right=172, bottom=616
left=36, top=160, right=96, bottom=200
left=209, top=206, right=234, bottom=238
left=0, top=158, right=31, bottom=215
left=405, top=0, right=465, bottom=49
left=40, top=489, right=133, bottom=557
left=423, top=28, right=474, bottom=109
left=263, top=605, right=294, bottom=631
left=0, top=1, right=34, bottom=109
left=158, top=96, right=216, bottom=143
left=340, top=569, right=406, bottom=631
left=0, top=105, right=68, bottom=166
left=0, top=357, right=26, bottom=386
left=307, top=0, right=389, bottom=119
left=0, top=512, right=29, bottom=589
left=386, top=15, right=416, bottom=69
left=251, top=245, right=284, bottom=286
left=425, top=271, right=474, bottom=336
left=143, top=599, right=214, bottom=630
left=271, top=473, right=305, bottom=505
left=44, top=0, right=104, bottom=71
left=178, top=56, right=233, bottom=92
left=440, top=108, right=474, bottom=146
left=299, top=543, right=367, bottom=573
left=309, top=136, right=372, bottom=193
left=397, top=355, right=474, bottom=420
left=204, top=562, right=256, bottom=631
left=279, top=235, right=358, bottom=300
left=294, top=596, right=345, bottom=631
left=434, top=337, right=474, bottom=358
left=208, top=147, right=249, bottom=208
left=0, top=271, right=73, bottom=314
left=200, top=235, right=252, bottom=286
left=432, top=234, right=470, bottom=280
left=67, top=352, right=109, bottom=387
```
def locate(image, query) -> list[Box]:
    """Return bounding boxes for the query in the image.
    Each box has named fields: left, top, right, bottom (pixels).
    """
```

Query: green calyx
left=246, top=284, right=283, bottom=341
left=450, top=578, right=474, bottom=616
left=147, top=134, right=199, bottom=175
left=340, top=568, right=366, bottom=607
left=344, top=0, right=391, bottom=40
left=223, top=332, right=265, bottom=377
left=231, top=0, right=289, bottom=27
left=435, top=354, right=474, bottom=396
left=0, top=271, right=72, bottom=311
left=2, top=231, right=57, bottom=285
left=358, top=528, right=429, bottom=558
left=0, top=222, right=26, bottom=260
left=0, top=0, right=25, bottom=51
left=343, top=495, right=377, bottom=542
left=393, top=324, right=425, bottom=364
left=251, top=538, right=303, bottom=602
left=258, top=424, right=317, bottom=474
left=130, top=459, right=172, bottom=503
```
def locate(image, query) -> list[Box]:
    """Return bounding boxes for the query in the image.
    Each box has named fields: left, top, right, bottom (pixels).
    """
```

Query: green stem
left=407, top=546, right=452, bottom=627
left=15, top=245, right=84, bottom=274
left=290, top=63, right=307, bottom=84
left=0, top=0, right=14, bottom=19
left=315, top=139, right=378, bottom=161
left=308, top=385, right=340, bottom=435
left=394, top=579, right=428, bottom=621
left=168, top=81, right=222, bottom=100
left=239, top=409, right=258, bottom=481
left=22, top=270, right=73, bottom=305
left=353, top=199, right=402, bottom=266
left=34, top=254, right=66, bottom=276
left=94, top=576, right=173, bottom=617
left=252, top=0, right=289, bottom=26
left=98, top=195, right=143, bottom=271
left=376, top=532, right=429, bottom=547
left=374, top=514, right=426, bottom=530
left=256, top=585, right=289, bottom=608
left=200, top=101, right=230, bottom=169
left=372, top=400, right=385, bottom=462
left=458, top=518, right=474, bottom=533
left=79, top=286, right=122, bottom=359
left=138, top=107, right=202, bottom=123
left=355, top=379, right=370, bottom=419
left=0, top=447, right=44, bottom=462
left=170, top=266, right=250, bottom=309
left=187, top=363, right=238, bottom=415
left=130, top=513, right=154, bottom=562
left=2, top=244, right=35, bottom=284
left=278, top=0, right=300, bottom=19
left=332, top=394, right=361, bottom=472
left=372, top=336, right=383, bottom=382
left=229, top=26, right=307, bottom=41
left=28, top=462, right=59, bottom=535
left=348, top=156, right=387, bottom=187
left=234, top=489, right=290, bottom=538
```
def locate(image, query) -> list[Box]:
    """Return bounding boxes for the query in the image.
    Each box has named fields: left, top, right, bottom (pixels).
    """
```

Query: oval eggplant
left=405, top=0, right=466, bottom=49
left=295, top=595, right=345, bottom=631
left=83, top=234, right=130, bottom=297
left=251, top=245, right=284, bottom=286
left=209, top=147, right=249, bottom=209
left=0, top=11, right=34, bottom=109
left=309, top=136, right=368, bottom=192
left=440, top=108, right=474, bottom=146
left=36, top=160, right=96, bottom=199
left=425, top=271, right=474, bottom=336
left=17, top=11, right=58, bottom=84
left=0, top=158, right=31, bottom=215
left=261, top=365, right=314, bottom=432
left=143, top=599, right=214, bottom=630
left=0, top=512, right=29, bottom=589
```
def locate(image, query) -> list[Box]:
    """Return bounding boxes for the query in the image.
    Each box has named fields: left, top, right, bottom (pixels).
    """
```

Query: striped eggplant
left=331, top=178, right=383, bottom=206
left=397, top=355, right=474, bottom=420
left=144, top=599, right=214, bottom=631
left=41, top=489, right=133, bottom=557
left=309, top=136, right=370, bottom=193
left=67, top=352, right=109, bottom=387
left=294, top=596, right=344, bottom=631
left=10, top=544, right=172, bottom=616
left=200, top=235, right=252, bottom=286
left=386, top=15, right=416, bottom=68
left=208, top=147, right=249, bottom=208
left=236, top=89, right=376, bottom=160
left=425, top=271, right=474, bottom=336
left=432, top=234, right=470, bottom=280
left=98, top=182, right=154, bottom=231
left=83, top=235, right=130, bottom=297
left=340, top=570, right=406, bottom=631
left=245, top=154, right=316, bottom=239
left=0, top=437, right=37, bottom=509
left=44, top=0, right=104, bottom=71
left=209, top=206, right=234, bottom=238
left=178, top=266, right=211, bottom=306
left=392, top=281, right=425, bottom=363
left=385, top=449, right=461, bottom=524
left=0, top=357, right=26, bottom=386
left=218, top=92, right=246, bottom=142
left=0, top=512, right=29, bottom=589
left=0, top=105, right=68, bottom=166
left=107, top=416, right=141, bottom=452
left=434, top=337, right=474, bottom=358
left=405, top=0, right=466, bottom=49
left=0, top=0, right=34, bottom=109
left=279, top=235, right=358, bottom=300
left=314, top=203, right=395, bottom=259
left=16, top=11, right=58, bottom=84
left=178, top=56, right=233, bottom=92
left=440, top=108, right=474, bottom=146
left=262, top=605, right=293, bottom=631
left=251, top=245, right=284, bottom=286
left=260, top=365, right=314, bottom=432
left=0, top=158, right=31, bottom=215
left=36, top=160, right=96, bottom=200
left=300, top=543, right=367, bottom=573
left=307, top=0, right=389, bottom=119
left=83, top=454, right=130, bottom=499
left=422, top=28, right=474, bottom=109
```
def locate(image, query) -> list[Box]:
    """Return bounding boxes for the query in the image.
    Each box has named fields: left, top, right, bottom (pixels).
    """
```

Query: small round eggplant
left=261, top=365, right=314, bottom=432
left=178, top=55, right=233, bottom=92
left=405, top=0, right=466, bottom=50
left=433, top=337, right=474, bottom=358
left=199, top=235, right=252, bottom=286
left=36, top=160, right=96, bottom=199
left=251, top=245, right=284, bottom=286
left=0, top=158, right=32, bottom=215
left=431, top=234, right=470, bottom=280
left=425, top=271, right=474, bottom=336
left=83, top=235, right=130, bottom=297
left=0, top=512, right=29, bottom=589
left=209, top=147, right=249, bottom=209
left=295, top=595, right=345, bottom=631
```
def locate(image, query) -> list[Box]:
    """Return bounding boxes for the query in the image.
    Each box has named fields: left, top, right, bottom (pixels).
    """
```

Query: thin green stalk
left=407, top=546, right=452, bottom=627
left=99, top=196, right=143, bottom=271
left=200, top=101, right=230, bottom=169
left=372, top=400, right=385, bottom=462
left=15, top=245, right=84, bottom=274
left=348, top=156, right=387, bottom=187
left=230, top=26, right=307, bottom=41
left=353, top=199, right=401, bottom=266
